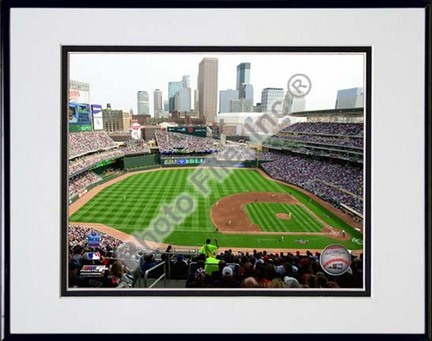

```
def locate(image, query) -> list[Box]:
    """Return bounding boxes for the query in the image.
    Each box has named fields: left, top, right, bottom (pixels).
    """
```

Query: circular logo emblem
left=320, top=244, right=351, bottom=276
left=188, top=127, right=194, bottom=133
left=287, top=73, right=312, bottom=97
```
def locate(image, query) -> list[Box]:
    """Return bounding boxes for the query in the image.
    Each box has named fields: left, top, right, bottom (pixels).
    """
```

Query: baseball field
left=69, top=168, right=364, bottom=251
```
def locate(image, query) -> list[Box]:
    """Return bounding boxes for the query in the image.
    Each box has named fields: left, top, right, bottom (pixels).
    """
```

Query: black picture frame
left=61, top=45, right=371, bottom=297
left=1, top=0, right=430, bottom=339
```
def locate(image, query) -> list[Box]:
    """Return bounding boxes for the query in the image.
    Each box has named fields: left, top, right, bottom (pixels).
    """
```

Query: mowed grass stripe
left=295, top=206, right=322, bottom=232
left=263, top=203, right=286, bottom=232
left=245, top=203, right=323, bottom=233
left=245, top=205, right=261, bottom=229
left=245, top=203, right=276, bottom=232
left=289, top=205, right=322, bottom=232
left=258, top=204, right=281, bottom=231
left=287, top=205, right=314, bottom=232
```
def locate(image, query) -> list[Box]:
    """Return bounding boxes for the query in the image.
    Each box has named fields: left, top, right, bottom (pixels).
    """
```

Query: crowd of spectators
left=303, top=180, right=363, bottom=213
left=155, top=130, right=218, bottom=154
left=69, top=172, right=102, bottom=197
left=69, top=149, right=124, bottom=176
left=258, top=152, right=278, bottom=161
left=69, top=131, right=117, bottom=159
left=68, top=225, right=141, bottom=288
left=182, top=248, right=362, bottom=289
left=68, top=225, right=125, bottom=254
left=261, top=152, right=363, bottom=213
left=119, top=139, right=151, bottom=155
left=275, top=133, right=363, bottom=149
left=108, top=130, right=130, bottom=135
left=261, top=122, right=364, bottom=162
left=214, top=144, right=256, bottom=161
left=284, top=122, right=363, bottom=136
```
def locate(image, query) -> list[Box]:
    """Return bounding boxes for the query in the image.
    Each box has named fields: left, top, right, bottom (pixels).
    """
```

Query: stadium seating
left=68, top=225, right=363, bottom=289
left=261, top=152, right=363, bottom=213
left=69, top=131, right=117, bottom=159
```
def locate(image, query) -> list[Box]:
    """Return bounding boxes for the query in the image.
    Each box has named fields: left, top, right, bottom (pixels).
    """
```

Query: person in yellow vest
left=199, top=238, right=220, bottom=275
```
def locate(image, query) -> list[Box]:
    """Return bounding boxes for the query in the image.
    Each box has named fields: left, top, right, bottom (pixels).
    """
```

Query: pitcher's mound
left=276, top=213, right=292, bottom=220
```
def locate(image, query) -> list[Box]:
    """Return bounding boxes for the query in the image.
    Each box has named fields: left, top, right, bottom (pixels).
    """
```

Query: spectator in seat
left=219, top=266, right=240, bottom=288
left=170, top=254, right=188, bottom=279
left=284, top=276, right=301, bottom=288
left=103, top=260, right=133, bottom=288
left=68, top=260, right=87, bottom=288
left=210, top=259, right=227, bottom=285
left=140, top=252, right=158, bottom=276
left=239, top=261, right=255, bottom=281
left=241, top=276, right=259, bottom=288
left=186, top=262, right=211, bottom=288
left=269, top=277, right=287, bottom=288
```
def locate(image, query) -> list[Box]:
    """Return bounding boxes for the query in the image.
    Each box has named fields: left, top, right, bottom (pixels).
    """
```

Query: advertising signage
left=162, top=158, right=206, bottom=166
left=167, top=126, right=207, bottom=138
left=87, top=232, right=101, bottom=248
left=91, top=104, right=103, bottom=117
left=91, top=104, right=103, bottom=131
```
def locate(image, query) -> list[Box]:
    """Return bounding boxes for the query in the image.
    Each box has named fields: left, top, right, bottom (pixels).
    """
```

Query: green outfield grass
left=69, top=168, right=364, bottom=250
left=245, top=203, right=322, bottom=232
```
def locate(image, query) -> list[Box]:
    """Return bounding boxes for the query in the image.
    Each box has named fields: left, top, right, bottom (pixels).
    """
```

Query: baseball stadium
left=67, top=104, right=366, bottom=290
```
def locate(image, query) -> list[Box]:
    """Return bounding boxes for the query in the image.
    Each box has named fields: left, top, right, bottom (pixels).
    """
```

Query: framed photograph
left=63, top=47, right=370, bottom=297
left=2, top=0, right=430, bottom=338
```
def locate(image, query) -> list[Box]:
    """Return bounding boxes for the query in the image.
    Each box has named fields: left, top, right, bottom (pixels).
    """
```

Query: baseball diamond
left=69, top=168, right=363, bottom=251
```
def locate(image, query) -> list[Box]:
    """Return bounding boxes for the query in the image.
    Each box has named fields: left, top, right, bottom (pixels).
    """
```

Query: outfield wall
left=123, top=154, right=161, bottom=169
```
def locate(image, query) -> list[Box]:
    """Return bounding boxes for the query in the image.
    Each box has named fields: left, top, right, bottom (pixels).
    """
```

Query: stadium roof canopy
left=290, top=107, right=364, bottom=117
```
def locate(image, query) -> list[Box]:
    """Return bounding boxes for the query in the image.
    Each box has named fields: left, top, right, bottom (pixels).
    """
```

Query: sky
left=69, top=52, right=365, bottom=116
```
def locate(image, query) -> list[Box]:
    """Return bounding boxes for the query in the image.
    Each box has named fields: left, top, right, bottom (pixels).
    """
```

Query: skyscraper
left=242, top=83, right=254, bottom=102
left=182, top=75, right=191, bottom=89
left=236, top=63, right=251, bottom=95
left=219, top=89, right=239, bottom=113
left=174, top=88, right=192, bottom=112
left=162, top=100, right=169, bottom=118
left=168, top=81, right=183, bottom=112
left=198, top=57, right=218, bottom=123
left=283, top=91, right=306, bottom=114
left=137, top=91, right=149, bottom=115
left=194, top=89, right=199, bottom=112
left=261, top=88, right=285, bottom=112
left=153, top=89, right=163, bottom=119
left=230, top=99, right=253, bottom=113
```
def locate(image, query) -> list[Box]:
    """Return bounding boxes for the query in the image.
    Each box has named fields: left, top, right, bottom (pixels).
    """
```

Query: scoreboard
left=69, top=103, right=92, bottom=132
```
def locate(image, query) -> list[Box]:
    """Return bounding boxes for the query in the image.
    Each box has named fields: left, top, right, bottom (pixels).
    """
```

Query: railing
left=142, top=262, right=166, bottom=288
left=158, top=250, right=199, bottom=279
left=340, top=203, right=363, bottom=219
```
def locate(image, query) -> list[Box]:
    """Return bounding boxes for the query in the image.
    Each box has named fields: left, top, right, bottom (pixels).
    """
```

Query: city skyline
left=69, top=53, right=365, bottom=116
